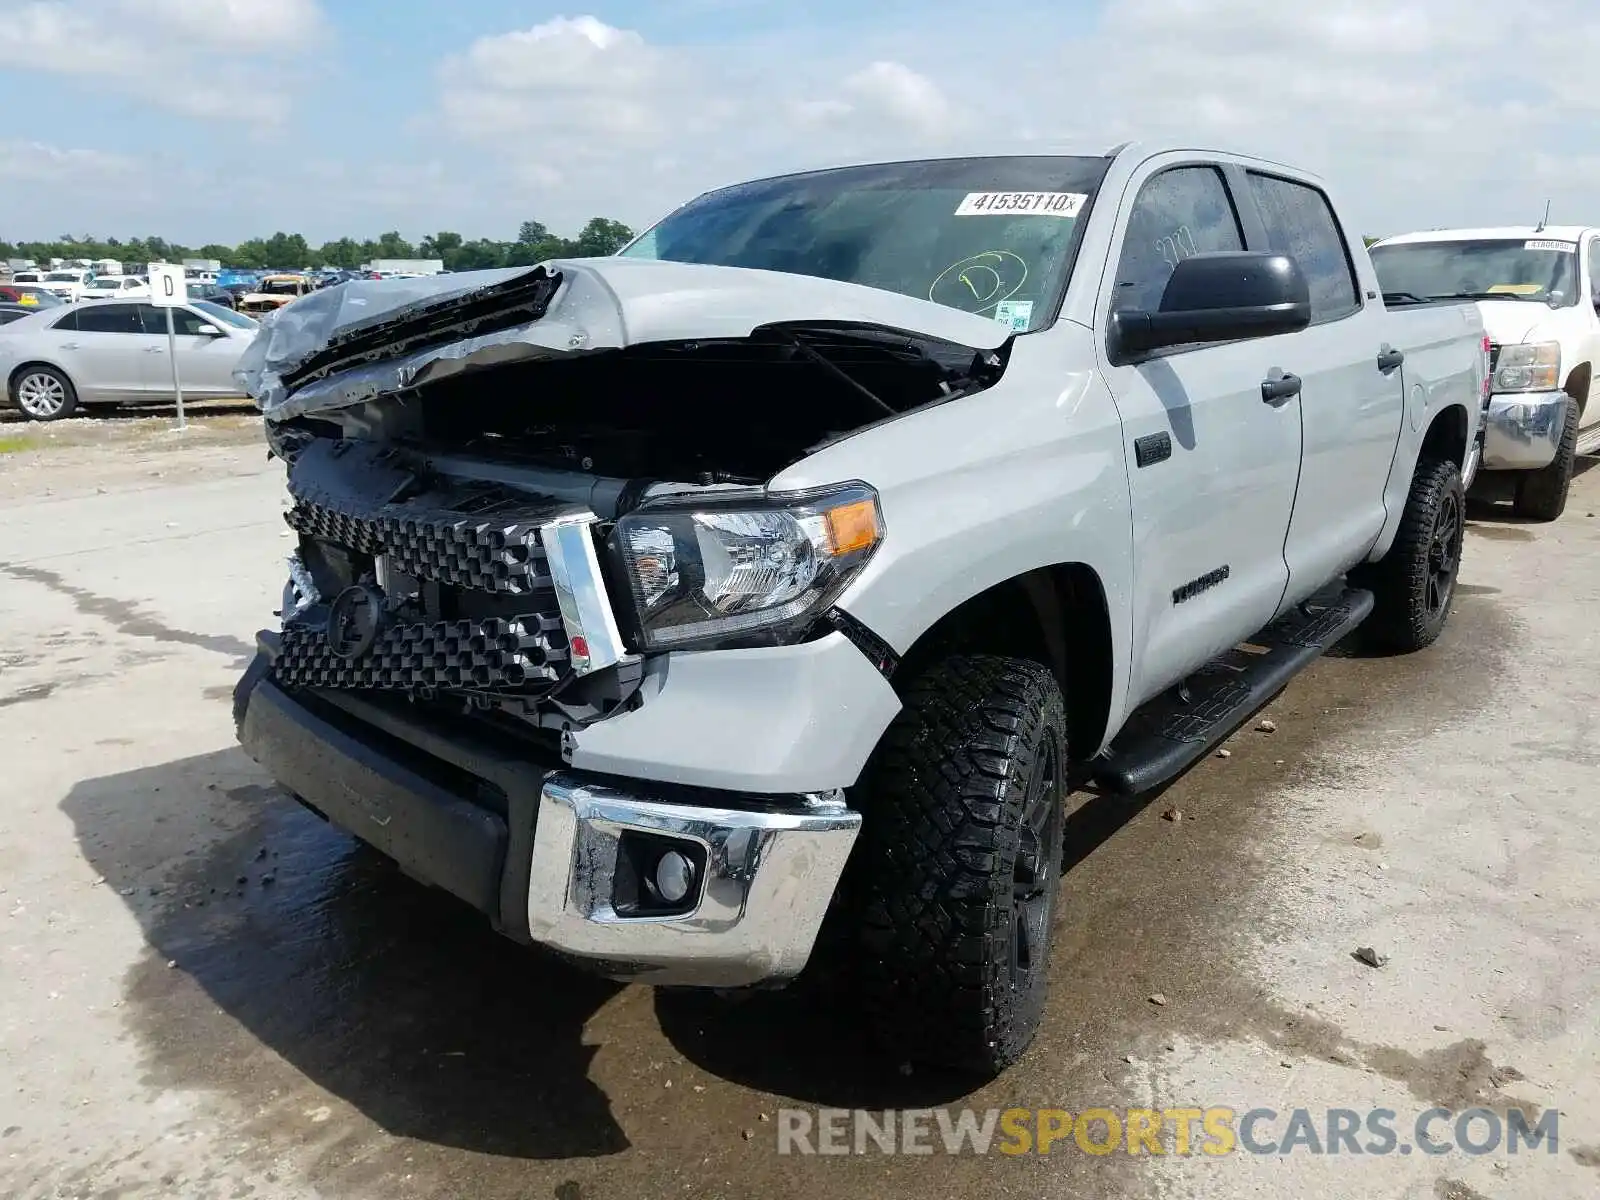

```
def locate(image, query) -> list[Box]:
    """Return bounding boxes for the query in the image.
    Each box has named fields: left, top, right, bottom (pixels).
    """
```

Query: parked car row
left=0, top=299, right=259, bottom=419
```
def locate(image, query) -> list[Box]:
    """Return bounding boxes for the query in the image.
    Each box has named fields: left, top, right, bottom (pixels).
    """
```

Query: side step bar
left=1090, top=584, right=1375, bottom=796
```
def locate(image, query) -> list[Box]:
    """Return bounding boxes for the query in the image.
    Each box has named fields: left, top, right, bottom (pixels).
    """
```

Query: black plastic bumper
left=234, top=635, right=552, bottom=940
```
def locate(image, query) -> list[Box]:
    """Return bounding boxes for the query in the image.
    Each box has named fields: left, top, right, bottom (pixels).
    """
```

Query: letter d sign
left=149, top=262, right=185, bottom=307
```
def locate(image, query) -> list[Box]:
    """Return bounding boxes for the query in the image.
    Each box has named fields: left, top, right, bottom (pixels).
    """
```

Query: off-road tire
left=849, top=654, right=1068, bottom=1076
left=1512, top=396, right=1578, bottom=521
left=1356, top=457, right=1465, bottom=653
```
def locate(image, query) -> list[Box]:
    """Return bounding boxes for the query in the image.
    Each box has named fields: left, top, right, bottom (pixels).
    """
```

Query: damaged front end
left=248, top=258, right=1010, bottom=746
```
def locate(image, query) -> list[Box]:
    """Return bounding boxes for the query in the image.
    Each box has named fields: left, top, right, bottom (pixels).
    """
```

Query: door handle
left=1261, top=373, right=1302, bottom=405
left=59, top=342, right=80, bottom=350
left=1377, top=346, right=1405, bottom=372
left=144, top=346, right=165, bottom=353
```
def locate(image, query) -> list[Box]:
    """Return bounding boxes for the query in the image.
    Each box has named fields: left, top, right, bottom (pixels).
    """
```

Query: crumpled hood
left=1473, top=299, right=1557, bottom=348
left=238, top=257, right=1012, bottom=420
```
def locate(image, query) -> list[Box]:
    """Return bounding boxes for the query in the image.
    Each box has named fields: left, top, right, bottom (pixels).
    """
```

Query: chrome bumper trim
left=1482, top=390, right=1569, bottom=471
left=539, top=512, right=634, bottom=677
left=526, top=773, right=862, bottom=987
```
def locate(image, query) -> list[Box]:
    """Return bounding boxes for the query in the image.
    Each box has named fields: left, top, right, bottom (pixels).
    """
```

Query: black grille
left=275, top=613, right=567, bottom=692
left=274, top=438, right=579, bottom=700
left=1489, top=343, right=1500, bottom=373
left=286, top=494, right=550, bottom=595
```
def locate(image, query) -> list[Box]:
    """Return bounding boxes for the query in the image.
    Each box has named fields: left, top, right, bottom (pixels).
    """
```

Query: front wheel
left=849, top=655, right=1068, bottom=1075
left=1512, top=396, right=1578, bottom=522
left=1356, top=457, right=1465, bottom=653
left=12, top=365, right=78, bottom=421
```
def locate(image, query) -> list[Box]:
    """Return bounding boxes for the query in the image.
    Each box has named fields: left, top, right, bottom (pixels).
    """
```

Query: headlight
left=1493, top=341, right=1561, bottom=393
left=613, top=483, right=883, bottom=651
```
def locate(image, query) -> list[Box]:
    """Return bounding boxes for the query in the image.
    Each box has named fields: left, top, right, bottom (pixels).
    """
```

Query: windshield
left=45, top=272, right=80, bottom=282
left=260, top=279, right=304, bottom=295
left=194, top=300, right=257, bottom=329
left=1371, top=239, right=1579, bottom=306
left=621, top=156, right=1111, bottom=333
left=86, top=278, right=120, bottom=290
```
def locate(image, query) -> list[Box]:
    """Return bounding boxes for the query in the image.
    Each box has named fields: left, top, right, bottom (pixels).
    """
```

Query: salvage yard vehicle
left=237, top=274, right=314, bottom=317
left=1370, top=226, right=1600, bottom=520
left=39, top=269, right=95, bottom=302
left=0, top=300, right=258, bottom=420
left=232, top=143, right=1488, bottom=1075
left=79, top=274, right=152, bottom=301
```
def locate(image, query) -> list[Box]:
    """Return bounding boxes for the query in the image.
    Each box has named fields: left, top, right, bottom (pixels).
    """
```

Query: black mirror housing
left=1112, top=251, right=1312, bottom=357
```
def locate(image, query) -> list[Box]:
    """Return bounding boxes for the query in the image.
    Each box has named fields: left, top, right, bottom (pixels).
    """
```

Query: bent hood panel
left=238, top=258, right=1011, bottom=420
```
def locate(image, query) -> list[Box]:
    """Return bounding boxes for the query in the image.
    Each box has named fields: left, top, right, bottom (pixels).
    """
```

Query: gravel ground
left=0, top=426, right=1597, bottom=1200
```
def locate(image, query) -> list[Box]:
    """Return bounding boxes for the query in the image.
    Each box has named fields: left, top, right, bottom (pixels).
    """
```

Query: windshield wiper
left=1382, top=291, right=1431, bottom=305
left=1429, top=290, right=1543, bottom=302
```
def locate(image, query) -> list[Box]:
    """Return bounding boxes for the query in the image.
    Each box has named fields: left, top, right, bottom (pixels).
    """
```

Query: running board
left=1577, top=425, right=1600, bottom=457
left=1090, top=584, right=1375, bottom=796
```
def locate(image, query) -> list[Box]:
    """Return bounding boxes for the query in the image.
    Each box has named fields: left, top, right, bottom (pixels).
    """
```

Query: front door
left=138, top=305, right=241, bottom=397
left=1096, top=161, right=1305, bottom=708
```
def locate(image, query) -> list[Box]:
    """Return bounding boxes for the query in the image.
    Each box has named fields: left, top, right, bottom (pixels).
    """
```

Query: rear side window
left=1111, top=165, right=1245, bottom=313
left=1246, top=173, right=1360, bottom=323
left=74, top=303, right=143, bottom=334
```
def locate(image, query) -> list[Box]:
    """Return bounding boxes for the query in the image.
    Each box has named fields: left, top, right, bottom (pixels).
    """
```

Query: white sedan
left=79, top=275, right=152, bottom=301
left=0, top=300, right=259, bottom=420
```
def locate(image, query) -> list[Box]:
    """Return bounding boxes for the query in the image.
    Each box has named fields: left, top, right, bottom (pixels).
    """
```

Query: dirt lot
left=1, top=418, right=1597, bottom=1199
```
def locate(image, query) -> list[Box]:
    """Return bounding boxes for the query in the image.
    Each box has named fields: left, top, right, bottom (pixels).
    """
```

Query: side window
left=52, top=309, right=79, bottom=332
left=1245, top=173, right=1360, bottom=323
left=1112, top=166, right=1245, bottom=313
left=141, top=306, right=209, bottom=336
left=74, top=304, right=142, bottom=334
left=1587, top=239, right=1600, bottom=305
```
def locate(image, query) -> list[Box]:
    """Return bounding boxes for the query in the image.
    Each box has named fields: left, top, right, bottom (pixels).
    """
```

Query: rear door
left=1096, top=159, right=1305, bottom=706
left=1240, top=171, right=1404, bottom=604
left=53, top=303, right=156, bottom=402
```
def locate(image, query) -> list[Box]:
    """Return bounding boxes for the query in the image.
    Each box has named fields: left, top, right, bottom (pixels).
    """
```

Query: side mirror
left=1111, top=251, right=1312, bottom=357
left=195, top=323, right=222, bottom=336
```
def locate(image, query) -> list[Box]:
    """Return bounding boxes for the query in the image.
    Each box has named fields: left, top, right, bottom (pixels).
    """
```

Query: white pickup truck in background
left=1371, top=226, right=1600, bottom=519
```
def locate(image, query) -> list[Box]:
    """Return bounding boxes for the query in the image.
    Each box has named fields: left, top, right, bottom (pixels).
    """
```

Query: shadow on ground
left=0, top=401, right=257, bottom=424
left=62, top=748, right=630, bottom=1162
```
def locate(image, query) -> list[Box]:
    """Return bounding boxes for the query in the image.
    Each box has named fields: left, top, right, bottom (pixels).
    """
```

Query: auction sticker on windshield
left=956, top=192, right=1086, bottom=217
left=1524, top=239, right=1576, bottom=251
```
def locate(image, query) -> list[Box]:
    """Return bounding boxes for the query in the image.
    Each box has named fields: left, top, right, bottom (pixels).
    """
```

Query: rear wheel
left=1356, top=457, right=1464, bottom=653
left=1512, top=396, right=1578, bottom=522
left=12, top=365, right=77, bottom=421
left=849, top=654, right=1068, bottom=1075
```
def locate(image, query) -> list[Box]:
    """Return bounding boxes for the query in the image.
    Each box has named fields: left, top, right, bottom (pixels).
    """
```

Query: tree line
left=0, top=217, right=636, bottom=272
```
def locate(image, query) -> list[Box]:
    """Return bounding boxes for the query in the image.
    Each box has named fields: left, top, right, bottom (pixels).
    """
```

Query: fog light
left=653, top=849, right=695, bottom=905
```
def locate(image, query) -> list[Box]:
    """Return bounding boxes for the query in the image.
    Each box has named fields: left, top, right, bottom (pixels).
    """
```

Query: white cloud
left=0, top=141, right=141, bottom=188
left=0, top=0, right=326, bottom=121
left=427, top=2, right=1600, bottom=239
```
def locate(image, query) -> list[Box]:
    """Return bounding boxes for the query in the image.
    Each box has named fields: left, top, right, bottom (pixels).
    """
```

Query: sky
left=1, top=0, right=1597, bottom=246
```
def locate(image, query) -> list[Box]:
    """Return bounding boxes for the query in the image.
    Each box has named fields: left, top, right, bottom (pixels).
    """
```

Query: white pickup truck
left=1371, top=226, right=1600, bottom=519
left=231, top=143, right=1488, bottom=1075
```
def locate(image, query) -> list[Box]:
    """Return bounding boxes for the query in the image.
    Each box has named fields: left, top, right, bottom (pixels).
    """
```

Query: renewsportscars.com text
left=776, top=1106, right=1559, bottom=1157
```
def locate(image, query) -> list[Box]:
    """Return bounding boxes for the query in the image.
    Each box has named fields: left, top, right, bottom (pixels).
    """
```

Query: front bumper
left=234, top=645, right=861, bottom=988
left=1482, top=390, right=1569, bottom=471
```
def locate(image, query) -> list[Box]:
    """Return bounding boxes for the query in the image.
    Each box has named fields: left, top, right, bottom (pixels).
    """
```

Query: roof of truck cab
left=1374, top=225, right=1595, bottom=246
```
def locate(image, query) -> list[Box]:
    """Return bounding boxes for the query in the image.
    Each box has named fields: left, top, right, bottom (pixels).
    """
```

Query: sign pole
left=166, top=304, right=185, bottom=431
left=149, top=262, right=188, bottom=431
